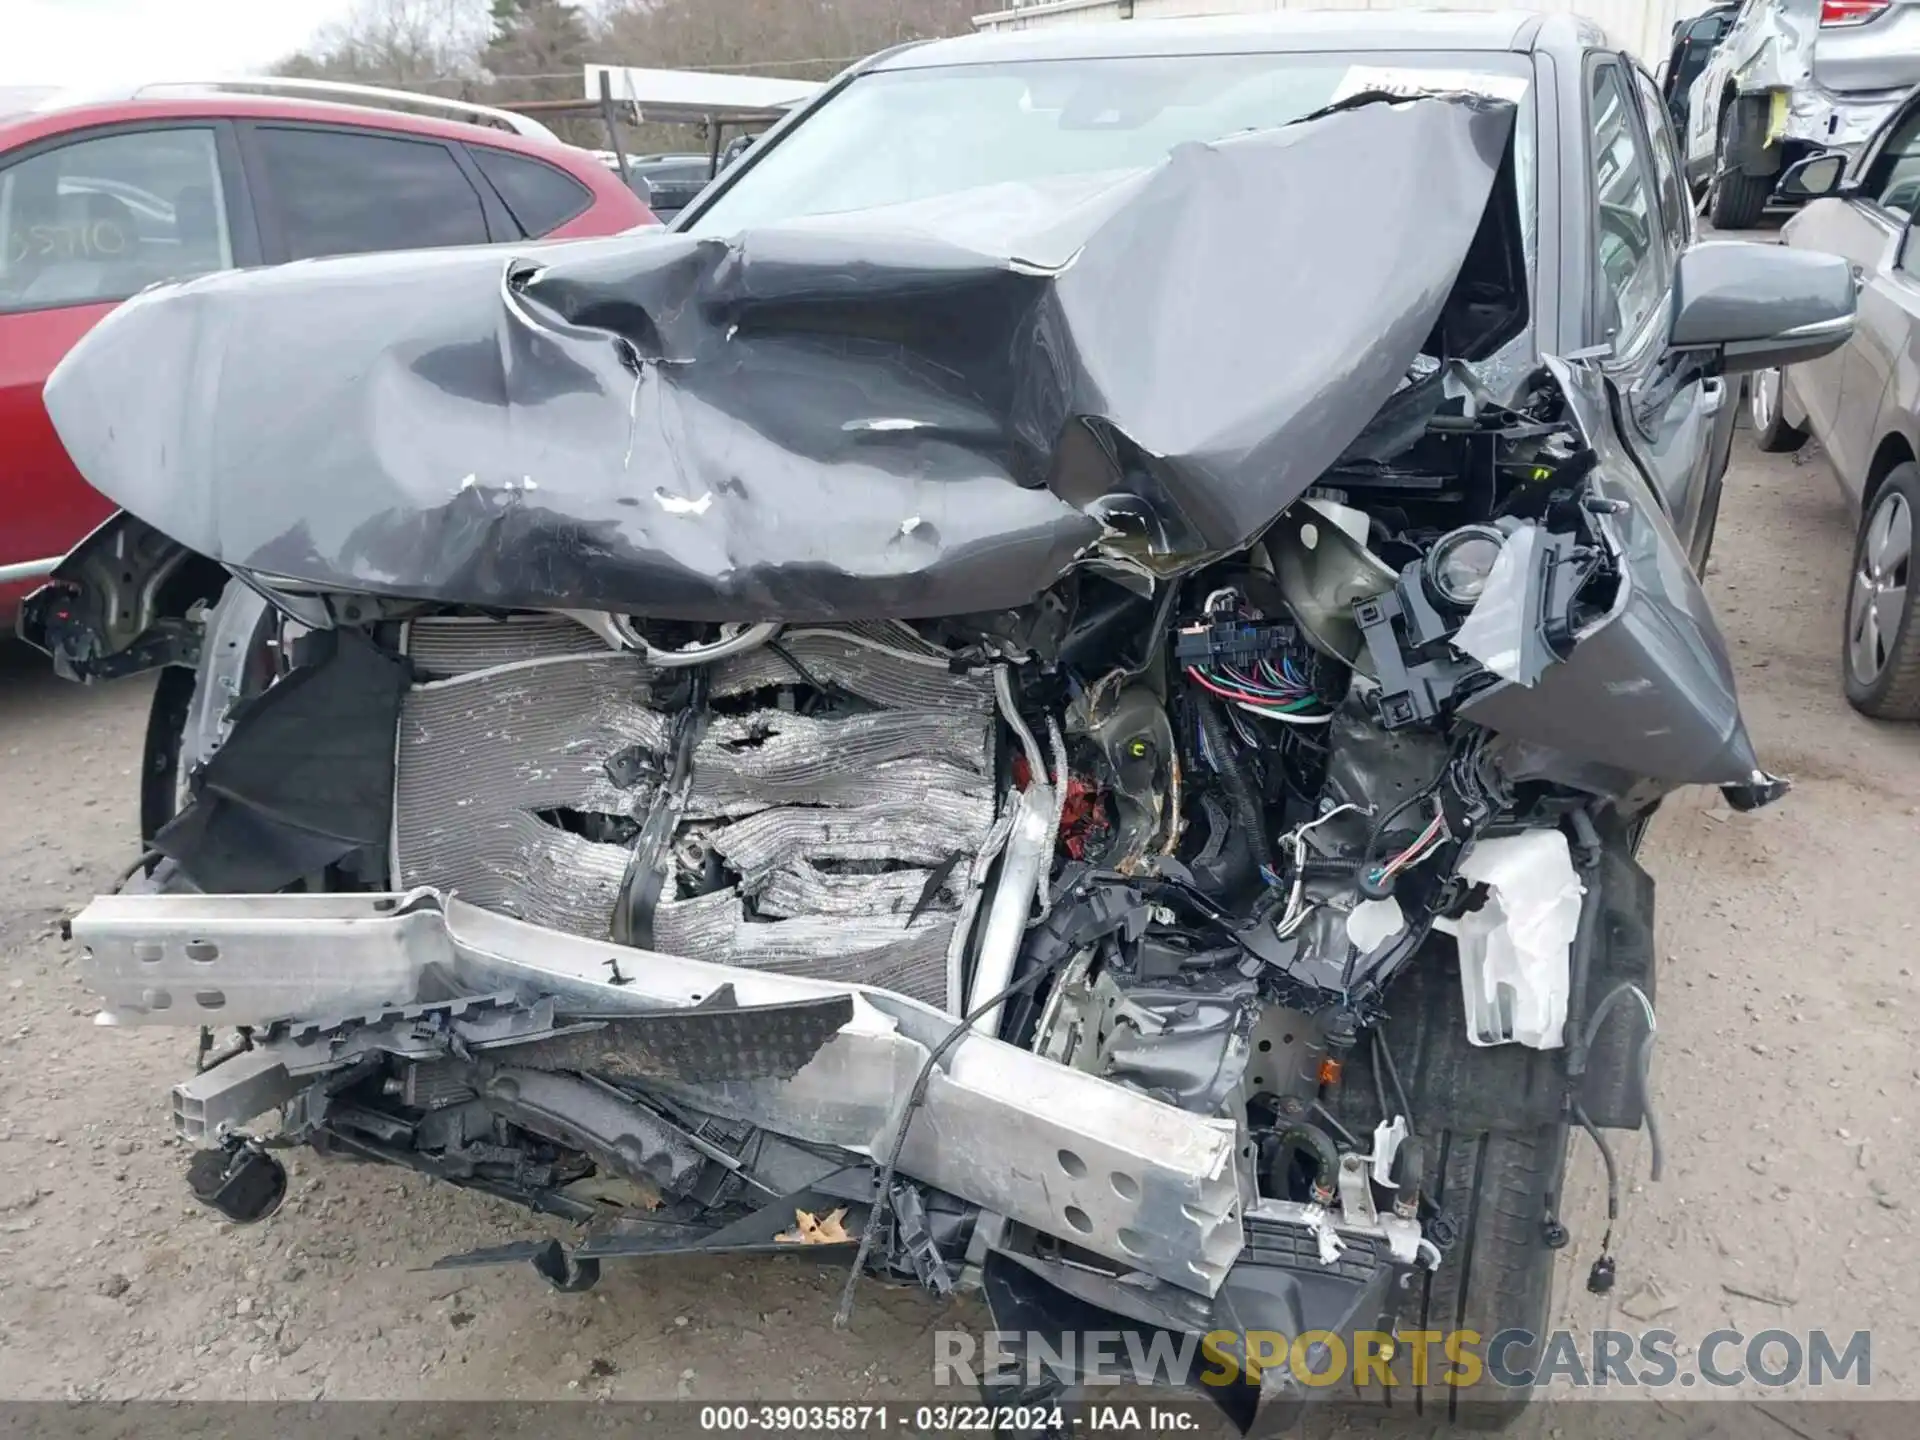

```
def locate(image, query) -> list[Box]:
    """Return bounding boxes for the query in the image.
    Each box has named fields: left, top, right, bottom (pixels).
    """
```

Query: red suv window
left=0, top=126, right=232, bottom=314
left=252, top=125, right=489, bottom=260
left=470, top=145, right=592, bottom=237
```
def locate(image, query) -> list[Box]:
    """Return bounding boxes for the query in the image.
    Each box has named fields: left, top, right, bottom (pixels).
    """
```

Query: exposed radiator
left=392, top=614, right=996, bottom=1005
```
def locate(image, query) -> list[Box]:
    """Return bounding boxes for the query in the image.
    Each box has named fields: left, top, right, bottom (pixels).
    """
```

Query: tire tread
left=1707, top=104, right=1771, bottom=230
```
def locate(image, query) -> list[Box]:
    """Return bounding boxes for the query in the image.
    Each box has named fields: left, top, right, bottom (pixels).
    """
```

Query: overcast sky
left=4, top=0, right=363, bottom=86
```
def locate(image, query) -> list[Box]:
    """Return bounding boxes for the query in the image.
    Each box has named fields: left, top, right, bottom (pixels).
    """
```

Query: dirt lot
left=0, top=427, right=1916, bottom=1414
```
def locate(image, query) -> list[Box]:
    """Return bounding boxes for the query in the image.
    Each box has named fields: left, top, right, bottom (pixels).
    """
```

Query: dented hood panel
left=43, top=98, right=1518, bottom=622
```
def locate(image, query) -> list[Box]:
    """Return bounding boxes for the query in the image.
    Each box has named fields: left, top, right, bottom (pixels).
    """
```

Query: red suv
left=1, top=83, right=653, bottom=630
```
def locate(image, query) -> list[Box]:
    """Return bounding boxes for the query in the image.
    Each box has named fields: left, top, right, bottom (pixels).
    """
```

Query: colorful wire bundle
left=1185, top=653, right=1334, bottom=726
left=1368, top=804, right=1448, bottom=886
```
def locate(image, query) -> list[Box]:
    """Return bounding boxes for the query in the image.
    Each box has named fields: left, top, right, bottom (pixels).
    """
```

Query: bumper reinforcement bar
left=72, top=887, right=1246, bottom=1296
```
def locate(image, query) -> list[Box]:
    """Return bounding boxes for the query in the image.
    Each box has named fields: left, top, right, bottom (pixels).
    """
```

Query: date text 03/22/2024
left=697, top=1406, right=1188, bottom=1432
left=699, top=1405, right=1079, bottom=1431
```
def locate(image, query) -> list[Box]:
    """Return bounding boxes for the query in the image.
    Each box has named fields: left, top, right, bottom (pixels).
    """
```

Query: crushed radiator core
left=393, top=615, right=997, bottom=1004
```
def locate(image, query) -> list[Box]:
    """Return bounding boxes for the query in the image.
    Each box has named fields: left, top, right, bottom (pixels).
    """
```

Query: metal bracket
left=891, top=1182, right=954, bottom=1297
left=1336, top=1152, right=1378, bottom=1229
left=1367, top=1115, right=1408, bottom=1187
left=172, top=1046, right=297, bottom=1142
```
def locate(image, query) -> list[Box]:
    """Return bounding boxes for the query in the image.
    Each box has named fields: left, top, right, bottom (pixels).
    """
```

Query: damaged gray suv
left=20, top=12, right=1856, bottom=1431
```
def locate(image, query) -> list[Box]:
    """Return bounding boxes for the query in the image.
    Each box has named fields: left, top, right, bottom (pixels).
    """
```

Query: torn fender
left=1460, top=357, right=1771, bottom=793
left=44, top=97, right=1520, bottom=623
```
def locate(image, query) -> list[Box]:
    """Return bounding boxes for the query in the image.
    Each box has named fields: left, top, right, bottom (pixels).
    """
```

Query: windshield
left=687, top=50, right=1537, bottom=260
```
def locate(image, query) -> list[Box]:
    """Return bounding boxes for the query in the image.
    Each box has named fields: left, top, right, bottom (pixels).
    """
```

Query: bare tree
left=594, top=0, right=976, bottom=81
left=483, top=0, right=596, bottom=139
left=278, top=0, right=976, bottom=91
left=270, top=0, right=978, bottom=153
left=485, top=0, right=592, bottom=96
left=588, top=0, right=974, bottom=153
left=275, top=0, right=492, bottom=92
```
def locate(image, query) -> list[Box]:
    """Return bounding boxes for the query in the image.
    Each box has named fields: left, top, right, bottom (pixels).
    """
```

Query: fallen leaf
left=776, top=1207, right=852, bottom=1244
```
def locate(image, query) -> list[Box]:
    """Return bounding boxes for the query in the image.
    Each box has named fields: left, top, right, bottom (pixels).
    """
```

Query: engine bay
left=327, top=362, right=1635, bottom=1238
left=45, top=349, right=1692, bottom=1418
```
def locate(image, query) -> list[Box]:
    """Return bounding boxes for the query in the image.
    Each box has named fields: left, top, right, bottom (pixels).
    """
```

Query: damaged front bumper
left=78, top=885, right=1440, bottom=1420
left=74, top=886, right=1427, bottom=1302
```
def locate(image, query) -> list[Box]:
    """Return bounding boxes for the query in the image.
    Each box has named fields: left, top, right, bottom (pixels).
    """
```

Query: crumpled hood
left=44, top=96, right=1520, bottom=622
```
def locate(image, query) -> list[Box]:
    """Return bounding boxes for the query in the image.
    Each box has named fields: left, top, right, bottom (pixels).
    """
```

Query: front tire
left=1707, top=106, right=1772, bottom=230
left=1748, top=367, right=1808, bottom=453
left=1843, top=464, right=1920, bottom=719
left=1339, top=1122, right=1568, bottom=1429
left=1411, top=1127, right=1568, bottom=1427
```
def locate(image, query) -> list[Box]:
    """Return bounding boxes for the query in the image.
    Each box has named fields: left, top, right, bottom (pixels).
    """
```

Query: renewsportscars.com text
left=933, top=1328, right=1872, bottom=1391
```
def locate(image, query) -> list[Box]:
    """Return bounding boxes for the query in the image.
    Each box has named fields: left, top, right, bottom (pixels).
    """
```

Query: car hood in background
left=44, top=96, right=1522, bottom=622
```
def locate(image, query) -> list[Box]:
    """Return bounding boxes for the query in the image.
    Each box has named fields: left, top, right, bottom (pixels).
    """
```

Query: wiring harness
left=1186, top=652, right=1334, bottom=726
left=1178, top=588, right=1336, bottom=728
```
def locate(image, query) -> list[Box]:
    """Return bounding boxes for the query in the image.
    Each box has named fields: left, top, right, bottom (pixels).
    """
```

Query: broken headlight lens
left=1425, top=524, right=1505, bottom=609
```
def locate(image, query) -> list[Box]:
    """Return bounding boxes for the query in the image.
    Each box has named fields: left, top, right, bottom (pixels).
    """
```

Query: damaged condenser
left=27, top=92, right=1775, bottom=1425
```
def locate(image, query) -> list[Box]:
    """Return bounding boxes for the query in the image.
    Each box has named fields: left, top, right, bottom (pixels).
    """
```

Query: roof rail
left=104, top=77, right=561, bottom=140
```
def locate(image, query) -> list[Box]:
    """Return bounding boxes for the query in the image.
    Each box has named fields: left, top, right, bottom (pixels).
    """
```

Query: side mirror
left=1668, top=241, right=1856, bottom=374
left=1777, top=151, right=1847, bottom=200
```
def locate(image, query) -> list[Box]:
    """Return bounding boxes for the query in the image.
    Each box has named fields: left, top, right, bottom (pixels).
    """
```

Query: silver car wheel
left=1750, top=367, right=1781, bottom=435
left=1849, top=488, right=1912, bottom=685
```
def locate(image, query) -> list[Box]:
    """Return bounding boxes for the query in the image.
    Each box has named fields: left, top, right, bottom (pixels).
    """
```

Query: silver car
left=1754, top=113, right=1920, bottom=716
left=1684, top=0, right=1920, bottom=228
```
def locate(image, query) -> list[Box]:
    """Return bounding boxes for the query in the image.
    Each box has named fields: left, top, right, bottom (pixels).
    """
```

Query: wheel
left=1748, top=367, right=1808, bottom=453
left=1337, top=1124, right=1568, bottom=1428
left=1843, top=464, right=1920, bottom=719
left=1408, top=1126, right=1569, bottom=1427
left=1707, top=106, right=1772, bottom=230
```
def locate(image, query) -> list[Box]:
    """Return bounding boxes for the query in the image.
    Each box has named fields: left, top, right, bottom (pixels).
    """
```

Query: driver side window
left=1863, top=105, right=1920, bottom=218
left=1633, top=67, right=1692, bottom=257
left=1588, top=61, right=1666, bottom=343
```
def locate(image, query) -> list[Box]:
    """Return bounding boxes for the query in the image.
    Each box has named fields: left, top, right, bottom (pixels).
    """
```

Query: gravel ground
left=0, top=428, right=1915, bottom=1415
